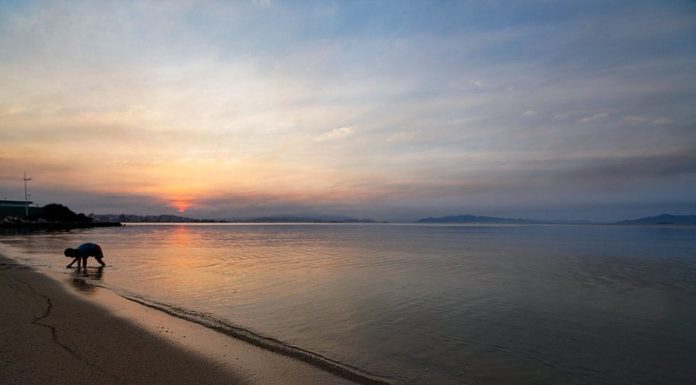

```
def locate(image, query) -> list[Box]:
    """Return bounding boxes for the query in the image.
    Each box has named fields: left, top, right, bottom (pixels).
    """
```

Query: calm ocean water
left=2, top=223, right=696, bottom=385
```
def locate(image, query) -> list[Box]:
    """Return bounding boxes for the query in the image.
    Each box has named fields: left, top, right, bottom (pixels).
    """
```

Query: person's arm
left=81, top=256, right=88, bottom=268
left=66, top=257, right=79, bottom=268
left=95, top=247, right=106, bottom=266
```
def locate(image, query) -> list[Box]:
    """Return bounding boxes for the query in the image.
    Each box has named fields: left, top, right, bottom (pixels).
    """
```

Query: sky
left=1, top=0, right=695, bottom=221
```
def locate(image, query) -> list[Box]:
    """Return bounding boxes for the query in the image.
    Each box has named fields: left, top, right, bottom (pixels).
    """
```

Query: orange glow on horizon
left=171, top=199, right=193, bottom=213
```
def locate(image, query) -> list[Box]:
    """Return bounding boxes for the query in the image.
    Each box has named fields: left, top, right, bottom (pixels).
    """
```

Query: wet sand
left=0, top=254, right=359, bottom=385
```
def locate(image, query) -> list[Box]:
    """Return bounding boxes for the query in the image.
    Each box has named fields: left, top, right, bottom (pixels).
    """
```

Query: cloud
left=522, top=110, right=538, bottom=117
left=253, top=0, right=272, bottom=7
left=624, top=115, right=647, bottom=123
left=314, top=126, right=356, bottom=142
left=550, top=149, right=696, bottom=183
left=577, top=113, right=608, bottom=124
left=387, top=131, right=418, bottom=142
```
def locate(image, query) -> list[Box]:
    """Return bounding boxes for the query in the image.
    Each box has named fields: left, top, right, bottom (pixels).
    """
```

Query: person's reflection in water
left=69, top=266, right=104, bottom=295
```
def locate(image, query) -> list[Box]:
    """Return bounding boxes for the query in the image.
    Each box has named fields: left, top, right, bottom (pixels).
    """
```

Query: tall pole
left=23, top=172, right=31, bottom=217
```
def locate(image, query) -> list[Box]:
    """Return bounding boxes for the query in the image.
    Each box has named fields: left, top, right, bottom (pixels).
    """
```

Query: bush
left=31, top=203, right=93, bottom=222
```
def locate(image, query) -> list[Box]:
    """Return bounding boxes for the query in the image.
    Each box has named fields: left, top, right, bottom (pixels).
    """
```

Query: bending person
left=65, top=242, right=106, bottom=268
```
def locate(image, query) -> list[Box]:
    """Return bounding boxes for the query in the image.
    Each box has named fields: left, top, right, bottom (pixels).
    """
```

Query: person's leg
left=81, top=256, right=88, bottom=268
left=96, top=258, right=106, bottom=266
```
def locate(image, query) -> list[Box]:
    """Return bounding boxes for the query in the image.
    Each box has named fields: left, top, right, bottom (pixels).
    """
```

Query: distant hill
left=616, top=214, right=696, bottom=225
left=416, top=214, right=542, bottom=224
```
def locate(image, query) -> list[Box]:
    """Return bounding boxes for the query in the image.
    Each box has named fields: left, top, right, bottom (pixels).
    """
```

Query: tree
left=31, top=203, right=93, bottom=222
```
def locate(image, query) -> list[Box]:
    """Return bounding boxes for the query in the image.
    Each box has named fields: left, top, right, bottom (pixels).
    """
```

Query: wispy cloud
left=252, top=0, right=272, bottom=8
left=624, top=115, right=647, bottom=123
left=522, top=110, right=538, bottom=117
left=314, top=126, right=356, bottom=142
left=577, top=113, right=608, bottom=124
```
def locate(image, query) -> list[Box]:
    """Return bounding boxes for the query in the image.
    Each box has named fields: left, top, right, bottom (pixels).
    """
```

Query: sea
left=1, top=223, right=695, bottom=385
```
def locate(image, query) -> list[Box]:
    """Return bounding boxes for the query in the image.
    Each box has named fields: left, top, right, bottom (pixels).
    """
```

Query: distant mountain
left=616, top=214, right=696, bottom=225
left=416, top=214, right=542, bottom=224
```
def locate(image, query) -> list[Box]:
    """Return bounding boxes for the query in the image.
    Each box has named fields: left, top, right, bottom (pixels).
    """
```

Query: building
left=0, top=199, right=40, bottom=217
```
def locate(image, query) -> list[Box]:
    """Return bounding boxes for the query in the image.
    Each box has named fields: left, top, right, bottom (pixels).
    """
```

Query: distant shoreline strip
left=0, top=222, right=122, bottom=230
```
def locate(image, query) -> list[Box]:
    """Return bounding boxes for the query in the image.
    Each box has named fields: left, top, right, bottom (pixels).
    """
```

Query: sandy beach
left=0, top=253, right=360, bottom=385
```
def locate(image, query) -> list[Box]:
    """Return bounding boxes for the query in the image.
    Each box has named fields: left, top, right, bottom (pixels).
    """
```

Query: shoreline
left=0, top=221, right=122, bottom=231
left=0, top=252, right=365, bottom=385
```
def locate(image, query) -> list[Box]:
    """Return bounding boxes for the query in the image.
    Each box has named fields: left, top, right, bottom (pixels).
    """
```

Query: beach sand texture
left=0, top=254, right=359, bottom=385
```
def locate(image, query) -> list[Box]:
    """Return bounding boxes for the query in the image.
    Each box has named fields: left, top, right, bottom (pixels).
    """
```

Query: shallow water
left=2, top=223, right=695, bottom=385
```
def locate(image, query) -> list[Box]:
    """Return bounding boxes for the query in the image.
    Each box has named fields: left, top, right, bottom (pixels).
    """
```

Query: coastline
left=0, top=221, right=122, bottom=231
left=0, top=252, right=363, bottom=385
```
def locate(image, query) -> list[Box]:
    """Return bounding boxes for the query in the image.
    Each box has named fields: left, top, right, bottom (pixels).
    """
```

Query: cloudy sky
left=1, top=0, right=695, bottom=221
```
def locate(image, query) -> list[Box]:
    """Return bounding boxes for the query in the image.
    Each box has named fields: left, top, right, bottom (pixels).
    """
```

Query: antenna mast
left=23, top=171, right=32, bottom=217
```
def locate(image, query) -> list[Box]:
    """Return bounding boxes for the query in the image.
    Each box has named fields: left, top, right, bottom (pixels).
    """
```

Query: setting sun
left=171, top=200, right=192, bottom=213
